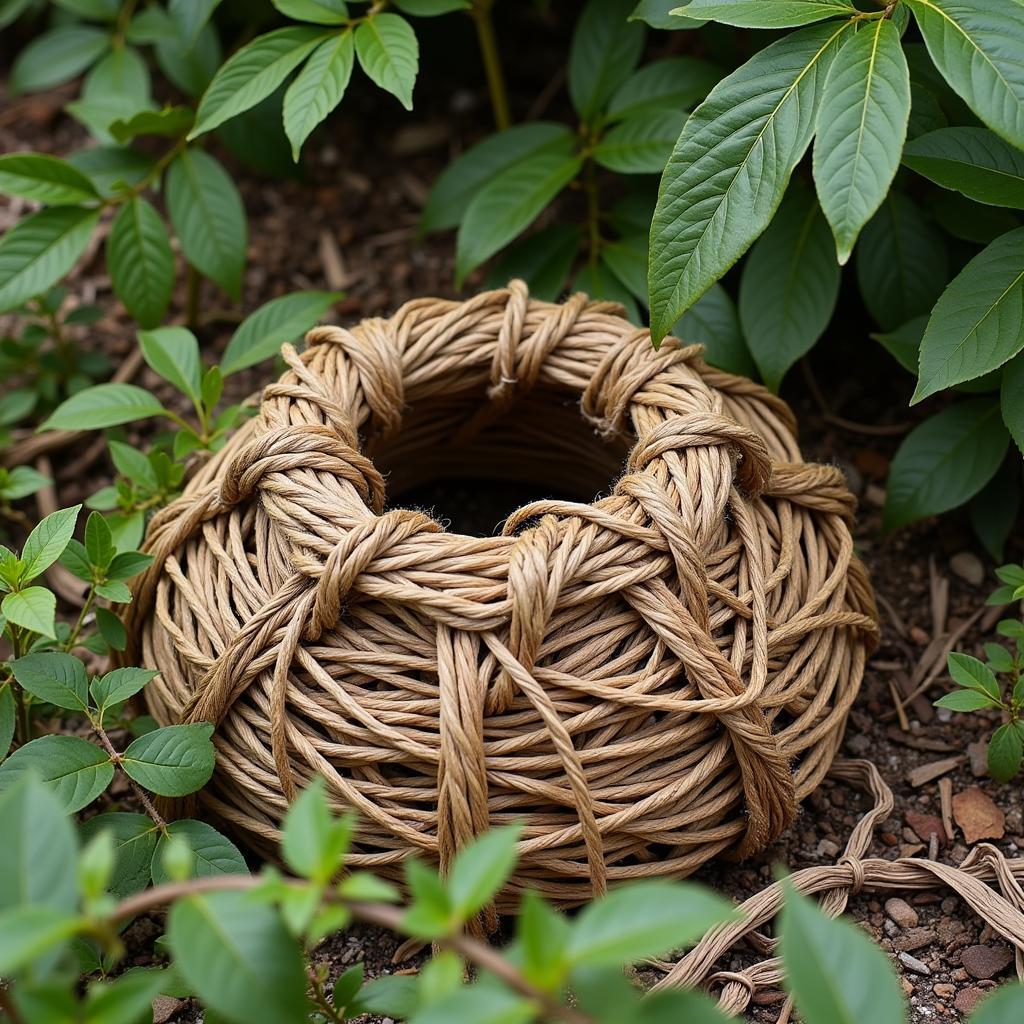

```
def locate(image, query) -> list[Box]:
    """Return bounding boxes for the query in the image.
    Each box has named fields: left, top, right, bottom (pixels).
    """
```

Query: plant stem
left=64, top=587, right=96, bottom=653
left=93, top=721, right=168, bottom=832
left=472, top=0, right=511, bottom=131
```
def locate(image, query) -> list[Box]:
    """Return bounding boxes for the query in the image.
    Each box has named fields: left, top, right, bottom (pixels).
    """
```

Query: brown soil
left=2, top=20, right=1021, bottom=1020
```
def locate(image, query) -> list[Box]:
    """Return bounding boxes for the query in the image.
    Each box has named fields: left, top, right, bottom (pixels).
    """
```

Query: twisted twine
left=125, top=281, right=878, bottom=914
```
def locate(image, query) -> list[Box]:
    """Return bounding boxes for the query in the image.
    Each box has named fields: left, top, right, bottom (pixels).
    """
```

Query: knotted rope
left=125, top=283, right=878, bottom=912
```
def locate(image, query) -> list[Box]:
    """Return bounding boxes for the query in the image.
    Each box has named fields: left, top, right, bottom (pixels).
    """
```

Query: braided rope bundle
left=125, top=282, right=878, bottom=911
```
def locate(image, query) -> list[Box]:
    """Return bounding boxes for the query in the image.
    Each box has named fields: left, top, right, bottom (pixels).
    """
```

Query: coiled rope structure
left=125, top=282, right=879, bottom=915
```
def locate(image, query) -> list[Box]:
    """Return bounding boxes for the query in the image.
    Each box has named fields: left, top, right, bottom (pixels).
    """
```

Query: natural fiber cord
left=125, top=281, right=879, bottom=912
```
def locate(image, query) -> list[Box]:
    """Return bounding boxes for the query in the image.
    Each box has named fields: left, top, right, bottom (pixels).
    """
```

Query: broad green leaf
left=873, top=316, right=926, bottom=374
left=567, top=880, right=733, bottom=967
left=0, top=153, right=99, bottom=205
left=455, top=151, right=583, bottom=286
left=0, top=0, right=34, bottom=29
left=79, top=813, right=159, bottom=897
left=593, top=109, right=686, bottom=174
left=971, top=979, right=1024, bottom=1023
left=1002, top=350, right=1024, bottom=453
left=11, top=652, right=89, bottom=712
left=575, top=260, right=641, bottom=324
left=166, top=148, right=247, bottom=299
left=10, top=26, right=110, bottom=93
left=855, top=191, right=947, bottom=330
left=601, top=235, right=647, bottom=300
left=167, top=891, right=308, bottom=1023
left=86, top=514, right=117, bottom=570
left=22, top=505, right=80, bottom=581
left=0, top=466, right=46, bottom=502
left=631, top=0, right=704, bottom=29
left=83, top=968, right=170, bottom=1024
left=151, top=819, right=248, bottom=884
left=931, top=689, right=993, bottom=710
left=673, top=282, right=755, bottom=378
left=67, top=145, right=154, bottom=198
left=0, top=775, right=78, bottom=913
left=448, top=825, right=522, bottom=918
left=883, top=399, right=1009, bottom=531
left=169, top=0, right=223, bottom=45
left=906, top=0, right=1024, bottom=150
left=284, top=30, right=355, bottom=160
left=904, top=127, right=1024, bottom=209
left=0, top=735, right=113, bottom=812
left=90, top=667, right=159, bottom=715
left=139, top=327, right=203, bottom=404
left=354, top=13, right=418, bottom=110
left=913, top=228, right=1024, bottom=401
left=410, top=984, right=535, bottom=1024
left=120, top=723, right=215, bottom=797
left=738, top=186, right=839, bottom=391
left=2, top=587, right=57, bottom=638
left=402, top=859, right=453, bottom=937
left=607, top=56, right=720, bottom=121
left=393, top=0, right=469, bottom=14
left=484, top=224, right=581, bottom=300
left=107, top=198, right=174, bottom=329
left=779, top=881, right=904, bottom=1024
left=648, top=21, right=848, bottom=342
left=110, top=105, right=194, bottom=144
left=54, top=0, right=119, bottom=18
left=0, top=686, right=13, bottom=760
left=41, top=382, right=166, bottom=431
left=282, top=776, right=352, bottom=882
left=908, top=81, right=948, bottom=139
left=678, top=0, right=855, bottom=27
left=221, top=290, right=341, bottom=375
left=517, top=889, right=571, bottom=991
left=156, top=19, right=222, bottom=97
left=969, top=460, right=1020, bottom=561
left=569, top=0, right=645, bottom=122
left=813, top=18, right=910, bottom=263
left=947, top=651, right=1000, bottom=697
left=0, top=906, right=81, bottom=976
left=273, top=0, right=348, bottom=24
left=0, top=206, right=100, bottom=314
left=69, top=47, right=154, bottom=143
left=421, top=122, right=574, bottom=234
left=191, top=27, right=329, bottom=138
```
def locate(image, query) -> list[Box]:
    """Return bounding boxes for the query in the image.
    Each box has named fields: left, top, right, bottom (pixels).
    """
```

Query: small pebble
left=885, top=897, right=919, bottom=929
left=968, top=741, right=989, bottom=777
left=933, top=983, right=956, bottom=999
left=950, top=552, right=985, bottom=586
left=955, top=987, right=986, bottom=1014
left=899, top=951, right=931, bottom=975
left=961, top=944, right=1014, bottom=980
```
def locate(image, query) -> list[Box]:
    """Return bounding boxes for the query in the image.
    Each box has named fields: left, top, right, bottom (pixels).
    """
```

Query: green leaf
left=169, top=0, right=223, bottom=45
left=0, top=153, right=99, bottom=205
left=282, top=776, right=352, bottom=882
left=593, top=109, right=686, bottom=174
left=904, top=127, right=1024, bottom=209
left=569, top=0, right=645, bottom=122
left=151, top=819, right=248, bottom=884
left=873, top=315, right=926, bottom=374
left=55, top=0, right=119, bottom=18
left=985, top=642, right=1015, bottom=673
left=167, top=891, right=309, bottom=1024
left=166, top=148, right=247, bottom=300
left=575, top=260, right=641, bottom=324
left=283, top=30, right=355, bottom=160
left=0, top=0, right=34, bottom=29
left=10, top=26, right=110, bottom=94
left=0, top=206, right=101, bottom=314
left=402, top=859, right=453, bottom=938
left=607, top=56, right=721, bottom=121
left=221, top=290, right=341, bottom=376
left=41, top=382, right=166, bottom=431
left=567, top=880, right=733, bottom=967
left=855, top=191, right=948, bottom=330
left=934, top=689, right=999, bottom=711
left=673, top=282, right=755, bottom=378
left=779, top=881, right=904, bottom=1024
left=120, top=723, right=215, bottom=797
left=110, top=105, right=195, bottom=144
left=813, top=18, right=910, bottom=264
left=455, top=151, right=583, bottom=286
left=85, top=509, right=115, bottom=572
left=107, top=550, right=154, bottom=580
left=84, top=968, right=170, bottom=1024
left=0, top=774, right=78, bottom=913
left=0, top=906, right=81, bottom=976
left=331, top=963, right=364, bottom=1013
left=273, top=0, right=348, bottom=24
left=68, top=145, right=154, bottom=198
left=677, top=0, right=855, bottom=28
left=22, top=505, right=81, bottom=581
left=631, top=0, right=705, bottom=30
left=191, top=27, right=329, bottom=138
left=139, top=327, right=203, bottom=404
left=79, top=812, right=159, bottom=897
left=448, top=825, right=521, bottom=919
left=354, top=12, right=418, bottom=110
left=913, top=228, right=1024, bottom=401
left=421, top=122, right=574, bottom=234
left=410, top=983, right=535, bottom=1024
left=90, top=667, right=158, bottom=715
left=156, top=20, right=222, bottom=98
left=969, top=460, right=1020, bottom=561
left=11, top=652, right=89, bottom=712
left=883, top=399, right=1009, bottom=531
left=1002, top=351, right=1024, bottom=454
left=0, top=686, right=13, bottom=760
left=648, top=21, right=848, bottom=343
left=393, top=0, right=469, bottom=14
left=106, top=198, right=175, bottom=330
left=738, top=186, right=839, bottom=391
left=69, top=47, right=154, bottom=143
left=0, top=735, right=113, bottom=812
left=2, top=587, right=57, bottom=638
left=484, top=224, right=581, bottom=301
left=948, top=652, right=1001, bottom=698
left=0, top=465, right=49, bottom=501
left=971, top=983, right=1024, bottom=1023
left=906, top=0, right=1024, bottom=150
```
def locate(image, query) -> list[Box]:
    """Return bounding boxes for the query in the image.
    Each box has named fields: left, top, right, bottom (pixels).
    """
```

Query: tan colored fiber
left=125, top=281, right=878, bottom=910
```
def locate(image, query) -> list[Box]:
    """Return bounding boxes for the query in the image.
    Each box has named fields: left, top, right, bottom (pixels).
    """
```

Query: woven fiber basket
left=125, top=282, right=878, bottom=911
